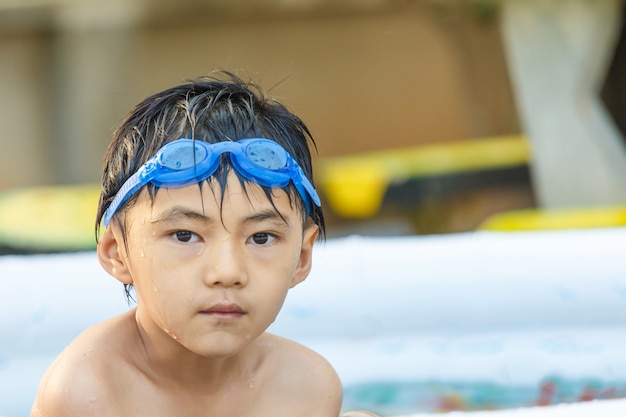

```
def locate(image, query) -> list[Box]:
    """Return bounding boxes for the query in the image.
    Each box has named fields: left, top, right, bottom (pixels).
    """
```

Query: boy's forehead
left=134, top=174, right=301, bottom=220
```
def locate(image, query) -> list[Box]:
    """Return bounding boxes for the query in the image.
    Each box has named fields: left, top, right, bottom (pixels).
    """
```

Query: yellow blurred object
left=0, top=184, right=100, bottom=251
left=319, top=160, right=389, bottom=218
left=316, top=135, right=530, bottom=218
left=479, top=206, right=626, bottom=231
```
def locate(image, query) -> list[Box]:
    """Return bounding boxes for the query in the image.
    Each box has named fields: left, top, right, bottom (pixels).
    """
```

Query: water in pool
left=342, top=376, right=626, bottom=416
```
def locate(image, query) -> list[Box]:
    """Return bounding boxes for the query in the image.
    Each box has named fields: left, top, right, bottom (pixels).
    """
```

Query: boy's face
left=98, top=170, right=318, bottom=358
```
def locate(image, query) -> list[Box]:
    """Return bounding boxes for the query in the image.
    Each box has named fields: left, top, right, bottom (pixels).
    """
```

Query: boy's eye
left=172, top=230, right=197, bottom=243
left=250, top=232, right=275, bottom=245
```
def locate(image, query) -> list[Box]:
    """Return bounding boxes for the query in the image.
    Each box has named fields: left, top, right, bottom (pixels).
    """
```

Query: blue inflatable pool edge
left=3, top=228, right=626, bottom=416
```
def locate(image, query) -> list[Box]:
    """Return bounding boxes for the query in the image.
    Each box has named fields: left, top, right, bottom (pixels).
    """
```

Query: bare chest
left=109, top=376, right=299, bottom=417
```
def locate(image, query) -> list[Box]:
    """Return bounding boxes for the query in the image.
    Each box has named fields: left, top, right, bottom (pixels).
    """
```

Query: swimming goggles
left=102, top=138, right=321, bottom=227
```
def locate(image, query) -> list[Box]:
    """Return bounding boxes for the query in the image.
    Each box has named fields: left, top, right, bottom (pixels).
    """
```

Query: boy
left=31, top=72, right=376, bottom=417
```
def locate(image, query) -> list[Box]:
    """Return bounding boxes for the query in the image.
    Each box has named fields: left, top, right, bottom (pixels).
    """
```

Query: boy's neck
left=130, top=308, right=262, bottom=393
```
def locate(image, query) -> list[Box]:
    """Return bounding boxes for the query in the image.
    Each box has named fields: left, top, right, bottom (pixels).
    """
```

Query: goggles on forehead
left=102, top=138, right=321, bottom=227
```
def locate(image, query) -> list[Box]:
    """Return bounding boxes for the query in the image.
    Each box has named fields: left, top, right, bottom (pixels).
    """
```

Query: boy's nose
left=203, top=239, right=247, bottom=288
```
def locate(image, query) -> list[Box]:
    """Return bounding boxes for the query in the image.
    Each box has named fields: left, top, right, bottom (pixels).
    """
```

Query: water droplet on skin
left=248, top=379, right=255, bottom=389
left=163, top=328, right=178, bottom=340
left=139, top=249, right=145, bottom=258
left=153, top=286, right=158, bottom=292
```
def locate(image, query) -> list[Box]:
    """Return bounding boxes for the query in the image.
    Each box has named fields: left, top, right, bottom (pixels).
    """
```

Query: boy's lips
left=201, top=303, right=246, bottom=319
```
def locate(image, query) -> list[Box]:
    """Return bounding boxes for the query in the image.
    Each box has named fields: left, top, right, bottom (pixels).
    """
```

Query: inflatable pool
left=2, top=227, right=626, bottom=416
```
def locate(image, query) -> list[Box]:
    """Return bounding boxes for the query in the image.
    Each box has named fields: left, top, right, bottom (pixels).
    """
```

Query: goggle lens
left=160, top=141, right=207, bottom=170
left=246, top=144, right=286, bottom=170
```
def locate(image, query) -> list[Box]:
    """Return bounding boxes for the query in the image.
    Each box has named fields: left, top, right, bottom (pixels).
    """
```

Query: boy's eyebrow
left=244, top=209, right=292, bottom=227
left=150, top=206, right=213, bottom=224
left=150, top=206, right=292, bottom=227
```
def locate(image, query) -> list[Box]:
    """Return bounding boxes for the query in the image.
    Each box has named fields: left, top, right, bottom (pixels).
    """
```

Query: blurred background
left=3, top=2, right=626, bottom=415
left=0, top=0, right=625, bottom=247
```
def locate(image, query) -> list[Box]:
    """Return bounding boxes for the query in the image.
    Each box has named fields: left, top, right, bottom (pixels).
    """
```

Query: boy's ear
left=289, top=223, right=319, bottom=289
left=97, top=224, right=133, bottom=285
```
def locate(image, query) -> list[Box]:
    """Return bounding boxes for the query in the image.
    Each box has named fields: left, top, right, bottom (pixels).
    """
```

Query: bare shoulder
left=31, top=310, right=136, bottom=417
left=257, top=333, right=343, bottom=416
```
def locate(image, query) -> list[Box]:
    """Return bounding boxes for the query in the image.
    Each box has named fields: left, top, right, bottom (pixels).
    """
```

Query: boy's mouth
left=201, top=303, right=246, bottom=319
